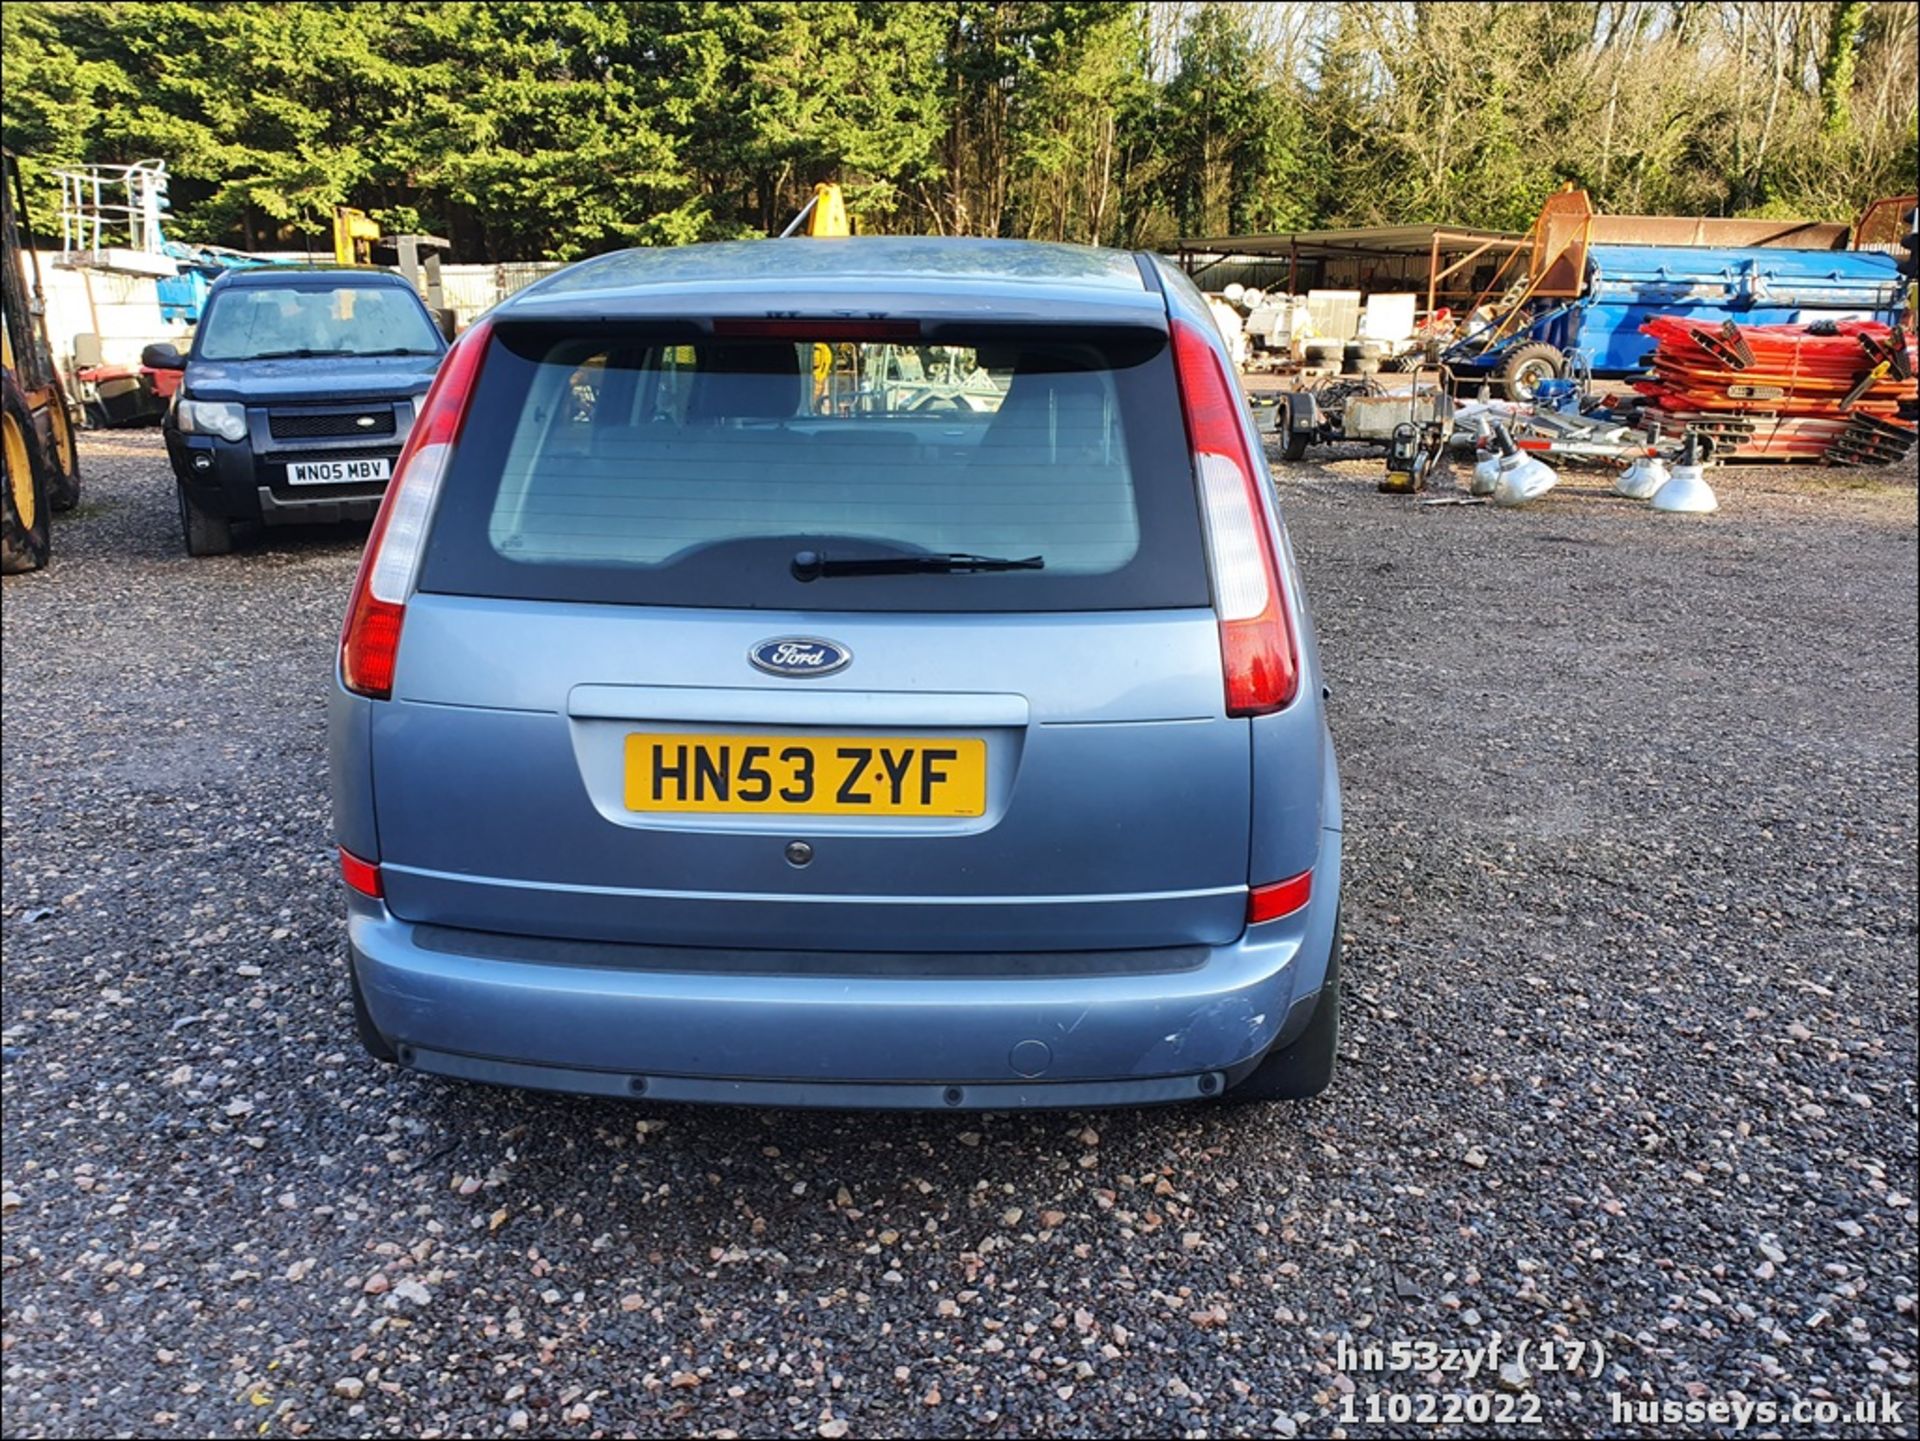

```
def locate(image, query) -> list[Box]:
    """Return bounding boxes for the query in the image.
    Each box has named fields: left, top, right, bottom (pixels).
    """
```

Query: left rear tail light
left=1171, top=318, right=1300, bottom=715
left=340, top=318, right=494, bottom=699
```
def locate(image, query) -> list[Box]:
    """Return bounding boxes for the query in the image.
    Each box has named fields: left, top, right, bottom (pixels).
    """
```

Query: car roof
left=499, top=237, right=1167, bottom=326
left=213, top=265, right=417, bottom=289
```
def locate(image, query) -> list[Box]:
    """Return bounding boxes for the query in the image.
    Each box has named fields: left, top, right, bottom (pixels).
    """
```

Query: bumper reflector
left=339, top=846, right=383, bottom=899
left=1248, top=869, right=1311, bottom=924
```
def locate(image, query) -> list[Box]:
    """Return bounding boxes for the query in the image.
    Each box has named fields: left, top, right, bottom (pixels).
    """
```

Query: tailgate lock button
left=784, top=840, right=814, bottom=868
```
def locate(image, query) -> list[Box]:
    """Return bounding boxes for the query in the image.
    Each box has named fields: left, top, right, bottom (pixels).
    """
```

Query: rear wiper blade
left=791, top=549, right=1044, bottom=581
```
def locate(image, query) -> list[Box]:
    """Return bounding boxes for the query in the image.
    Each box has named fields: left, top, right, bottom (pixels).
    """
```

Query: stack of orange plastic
left=1633, top=318, right=1917, bottom=462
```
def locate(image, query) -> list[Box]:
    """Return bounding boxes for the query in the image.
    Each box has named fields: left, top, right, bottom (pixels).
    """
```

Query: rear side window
left=417, top=324, right=1209, bottom=612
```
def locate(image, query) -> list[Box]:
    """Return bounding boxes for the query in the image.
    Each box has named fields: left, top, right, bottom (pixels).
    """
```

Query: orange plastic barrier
left=1634, top=319, right=1916, bottom=462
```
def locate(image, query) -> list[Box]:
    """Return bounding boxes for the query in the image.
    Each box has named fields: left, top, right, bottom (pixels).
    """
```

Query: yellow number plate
left=625, top=734, right=987, bottom=816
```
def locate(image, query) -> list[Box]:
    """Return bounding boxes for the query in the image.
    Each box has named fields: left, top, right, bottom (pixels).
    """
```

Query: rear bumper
left=349, top=827, right=1341, bottom=1109
left=399, top=1049, right=1235, bottom=1110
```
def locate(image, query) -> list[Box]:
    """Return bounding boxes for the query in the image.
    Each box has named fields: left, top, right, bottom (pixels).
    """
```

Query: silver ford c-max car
left=328, top=236, right=1342, bottom=1109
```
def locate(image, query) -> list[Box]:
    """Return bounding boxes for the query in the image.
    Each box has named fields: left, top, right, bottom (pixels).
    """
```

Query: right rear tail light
left=340, top=318, right=493, bottom=699
left=1171, top=318, right=1300, bottom=716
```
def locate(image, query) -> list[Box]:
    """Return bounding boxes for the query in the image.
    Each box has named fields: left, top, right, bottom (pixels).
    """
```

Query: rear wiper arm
left=791, top=549, right=1045, bottom=581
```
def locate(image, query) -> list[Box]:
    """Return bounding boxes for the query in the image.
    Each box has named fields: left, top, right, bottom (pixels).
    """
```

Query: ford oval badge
left=750, top=636, right=852, bottom=678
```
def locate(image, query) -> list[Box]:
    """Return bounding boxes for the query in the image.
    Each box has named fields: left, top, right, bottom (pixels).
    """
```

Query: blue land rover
left=149, top=267, right=447, bottom=555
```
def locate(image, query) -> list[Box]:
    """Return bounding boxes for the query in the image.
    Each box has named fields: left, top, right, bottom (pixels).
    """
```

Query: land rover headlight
left=176, top=398, right=247, bottom=442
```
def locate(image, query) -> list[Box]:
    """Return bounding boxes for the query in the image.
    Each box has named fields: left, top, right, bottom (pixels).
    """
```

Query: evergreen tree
left=4, top=1, right=1913, bottom=258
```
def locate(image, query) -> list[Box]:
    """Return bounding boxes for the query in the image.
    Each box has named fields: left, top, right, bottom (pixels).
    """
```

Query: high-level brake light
left=710, top=317, right=921, bottom=342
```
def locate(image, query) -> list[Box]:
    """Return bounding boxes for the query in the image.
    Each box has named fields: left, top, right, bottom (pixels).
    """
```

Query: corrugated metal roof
left=1175, top=224, right=1528, bottom=258
left=1583, top=215, right=1849, bottom=250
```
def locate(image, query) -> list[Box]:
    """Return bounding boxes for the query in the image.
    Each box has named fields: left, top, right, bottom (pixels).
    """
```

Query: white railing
left=53, top=160, right=173, bottom=257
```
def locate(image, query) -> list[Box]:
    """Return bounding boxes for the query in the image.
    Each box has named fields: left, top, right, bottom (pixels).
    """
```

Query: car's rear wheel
left=2, top=380, right=52, bottom=574
left=177, top=484, right=233, bottom=557
left=1223, top=908, right=1341, bottom=1102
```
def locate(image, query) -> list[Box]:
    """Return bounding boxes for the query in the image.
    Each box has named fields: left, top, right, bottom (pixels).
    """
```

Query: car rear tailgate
left=372, top=594, right=1250, bottom=951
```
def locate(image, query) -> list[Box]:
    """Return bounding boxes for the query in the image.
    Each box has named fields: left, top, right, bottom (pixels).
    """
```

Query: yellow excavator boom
left=806, top=183, right=850, bottom=238
left=780, top=183, right=853, bottom=240
left=332, top=206, right=381, bottom=265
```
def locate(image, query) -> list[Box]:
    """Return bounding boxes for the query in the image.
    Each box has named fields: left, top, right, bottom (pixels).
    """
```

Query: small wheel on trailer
left=177, top=483, right=234, bottom=557
left=2, top=377, right=52, bottom=574
left=1498, top=342, right=1565, bottom=402
left=1277, top=396, right=1312, bottom=462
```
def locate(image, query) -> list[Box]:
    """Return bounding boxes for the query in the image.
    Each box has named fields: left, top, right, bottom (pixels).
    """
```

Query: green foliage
left=1161, top=4, right=1284, bottom=236
left=3, top=1, right=1913, bottom=260
left=1819, top=1, right=1870, bottom=135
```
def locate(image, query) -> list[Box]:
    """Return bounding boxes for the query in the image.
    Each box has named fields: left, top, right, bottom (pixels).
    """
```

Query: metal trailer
left=4, top=149, right=83, bottom=573
left=1445, top=187, right=1912, bottom=399
left=1266, top=368, right=1454, bottom=461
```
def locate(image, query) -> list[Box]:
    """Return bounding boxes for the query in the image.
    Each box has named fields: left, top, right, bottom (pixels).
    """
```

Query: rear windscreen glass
left=416, top=324, right=1209, bottom=612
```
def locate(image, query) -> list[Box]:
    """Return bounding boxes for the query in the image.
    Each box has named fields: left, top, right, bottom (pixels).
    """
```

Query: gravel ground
left=3, top=430, right=1916, bottom=1440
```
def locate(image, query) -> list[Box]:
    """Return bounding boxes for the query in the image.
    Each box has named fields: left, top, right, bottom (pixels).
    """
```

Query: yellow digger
left=3, top=148, right=82, bottom=574
left=332, top=206, right=458, bottom=338
left=781, top=182, right=852, bottom=240
left=779, top=184, right=853, bottom=409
